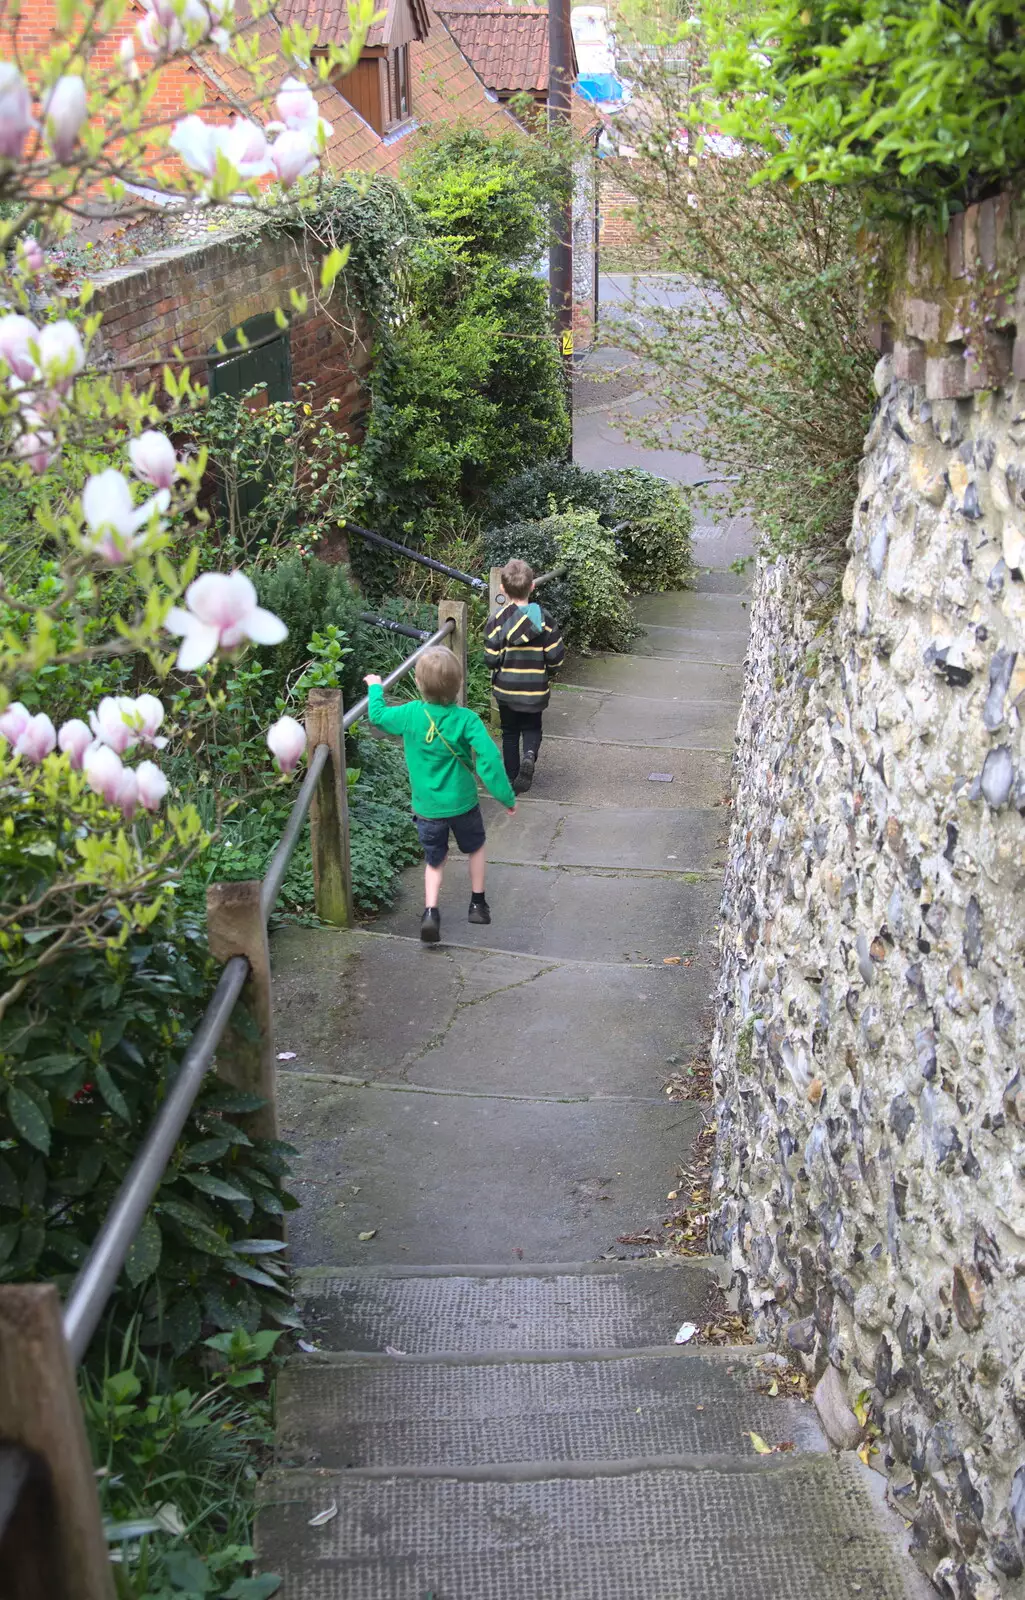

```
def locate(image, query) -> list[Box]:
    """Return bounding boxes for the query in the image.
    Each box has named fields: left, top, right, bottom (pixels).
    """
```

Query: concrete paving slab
left=295, top=1260, right=722, bottom=1352
left=691, top=569, right=753, bottom=596
left=257, top=1456, right=918, bottom=1600
left=481, top=800, right=727, bottom=871
left=558, top=654, right=744, bottom=702
left=525, top=738, right=733, bottom=808
left=547, top=688, right=737, bottom=749
left=280, top=1076, right=703, bottom=1266
left=277, top=1350, right=826, bottom=1467
left=631, top=623, right=749, bottom=665
left=273, top=926, right=713, bottom=1097
left=631, top=590, right=752, bottom=632
left=372, top=861, right=721, bottom=965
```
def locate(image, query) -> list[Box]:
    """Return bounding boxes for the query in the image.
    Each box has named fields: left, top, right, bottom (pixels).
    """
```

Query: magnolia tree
left=0, top=0, right=375, bottom=1019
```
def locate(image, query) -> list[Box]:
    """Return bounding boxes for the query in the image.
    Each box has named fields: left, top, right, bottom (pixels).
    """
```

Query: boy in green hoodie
left=365, top=647, right=516, bottom=944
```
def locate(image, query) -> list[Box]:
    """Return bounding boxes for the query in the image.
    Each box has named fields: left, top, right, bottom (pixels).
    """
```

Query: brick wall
left=88, top=225, right=372, bottom=435
left=599, top=180, right=640, bottom=248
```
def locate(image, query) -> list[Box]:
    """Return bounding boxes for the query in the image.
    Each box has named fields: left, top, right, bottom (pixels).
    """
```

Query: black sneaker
left=513, top=755, right=535, bottom=794
left=468, top=898, right=491, bottom=925
left=420, top=907, right=441, bottom=944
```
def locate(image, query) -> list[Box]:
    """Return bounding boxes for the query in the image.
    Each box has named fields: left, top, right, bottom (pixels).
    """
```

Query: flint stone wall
left=712, top=197, right=1025, bottom=1600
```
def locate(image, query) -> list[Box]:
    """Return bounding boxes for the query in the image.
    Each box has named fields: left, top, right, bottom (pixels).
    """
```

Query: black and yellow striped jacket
left=484, top=601, right=565, bottom=711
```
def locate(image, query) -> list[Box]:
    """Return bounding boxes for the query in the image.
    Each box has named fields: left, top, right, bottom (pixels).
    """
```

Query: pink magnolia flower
left=58, top=718, right=92, bottom=768
left=83, top=743, right=124, bottom=804
left=81, top=468, right=169, bottom=564
left=133, top=694, right=166, bottom=742
left=269, top=128, right=319, bottom=188
left=164, top=571, right=287, bottom=672
left=169, top=114, right=219, bottom=178
left=14, top=427, right=58, bottom=474
left=267, top=715, right=306, bottom=774
left=275, top=77, right=319, bottom=131
left=129, top=431, right=178, bottom=490
left=220, top=116, right=271, bottom=178
left=89, top=695, right=139, bottom=756
left=43, top=75, right=88, bottom=162
left=18, top=237, right=45, bottom=274
left=0, top=701, right=30, bottom=745
left=118, top=35, right=140, bottom=78
left=35, top=320, right=85, bottom=391
left=136, top=759, right=169, bottom=812
left=0, top=64, right=35, bottom=161
left=0, top=314, right=39, bottom=381
left=14, top=712, right=56, bottom=764
left=116, top=766, right=139, bottom=820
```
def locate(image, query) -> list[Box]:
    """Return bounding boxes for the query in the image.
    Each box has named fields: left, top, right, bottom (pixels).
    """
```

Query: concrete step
left=280, top=1075, right=707, bottom=1267
left=272, top=926, right=715, bottom=1098
left=630, top=623, right=750, bottom=664
left=370, top=860, right=722, bottom=964
left=631, top=589, right=751, bottom=629
left=256, top=1454, right=922, bottom=1600
left=293, top=1261, right=721, bottom=1354
left=547, top=687, right=737, bottom=749
left=480, top=799, right=728, bottom=872
left=690, top=569, right=752, bottom=595
left=521, top=737, right=733, bottom=808
left=277, top=1348, right=826, bottom=1469
left=559, top=653, right=744, bottom=702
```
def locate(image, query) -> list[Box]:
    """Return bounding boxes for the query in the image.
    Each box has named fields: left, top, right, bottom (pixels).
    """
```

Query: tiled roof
left=276, top=0, right=430, bottom=47
left=434, top=3, right=577, bottom=95
left=188, top=0, right=520, bottom=181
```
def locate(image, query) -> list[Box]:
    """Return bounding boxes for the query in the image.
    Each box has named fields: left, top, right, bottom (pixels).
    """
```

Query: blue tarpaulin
left=575, top=73, right=625, bottom=103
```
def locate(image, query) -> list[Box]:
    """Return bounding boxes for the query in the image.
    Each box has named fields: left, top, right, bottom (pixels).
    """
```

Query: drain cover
left=647, top=772, right=674, bottom=782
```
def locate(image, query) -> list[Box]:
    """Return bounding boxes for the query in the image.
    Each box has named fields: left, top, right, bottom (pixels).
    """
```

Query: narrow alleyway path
left=256, top=568, right=925, bottom=1595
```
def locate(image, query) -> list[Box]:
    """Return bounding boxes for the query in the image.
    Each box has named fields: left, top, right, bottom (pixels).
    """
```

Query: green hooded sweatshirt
left=367, top=685, right=516, bottom=818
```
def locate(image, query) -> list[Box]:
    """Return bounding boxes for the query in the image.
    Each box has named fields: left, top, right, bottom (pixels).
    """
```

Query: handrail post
left=0, top=1284, right=114, bottom=1599
left=487, top=565, right=505, bottom=729
left=305, top=688, right=354, bottom=927
left=206, top=881, right=277, bottom=1141
left=438, top=599, right=468, bottom=708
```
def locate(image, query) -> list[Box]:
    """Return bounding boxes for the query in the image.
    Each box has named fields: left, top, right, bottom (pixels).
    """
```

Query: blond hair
left=415, top=646, right=463, bottom=705
left=501, top=558, right=534, bottom=601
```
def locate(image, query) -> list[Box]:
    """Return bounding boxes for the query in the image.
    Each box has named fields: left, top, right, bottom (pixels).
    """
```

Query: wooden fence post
left=487, top=565, right=505, bottom=729
left=0, top=1284, right=114, bottom=1599
left=438, top=598, right=468, bottom=709
left=206, top=881, right=277, bottom=1141
left=305, top=687, right=354, bottom=927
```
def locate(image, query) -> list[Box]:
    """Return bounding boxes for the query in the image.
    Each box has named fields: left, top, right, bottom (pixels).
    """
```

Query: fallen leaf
left=674, top=1321, right=698, bottom=1344
left=357, top=1230, right=377, bottom=1241
left=748, top=1432, right=772, bottom=1455
left=663, top=955, right=682, bottom=965
left=768, top=1379, right=779, bottom=1397
left=308, top=1502, right=338, bottom=1527
left=667, top=1190, right=678, bottom=1200
left=384, top=1344, right=406, bottom=1357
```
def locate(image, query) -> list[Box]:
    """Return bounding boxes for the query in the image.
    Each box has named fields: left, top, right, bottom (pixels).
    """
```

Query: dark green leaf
left=186, top=1173, right=251, bottom=1204
left=181, top=1137, right=232, bottom=1166
left=6, top=1088, right=50, bottom=1154
left=94, top=1062, right=131, bottom=1123
left=224, top=1575, right=282, bottom=1599
left=164, top=1294, right=202, bottom=1355
left=165, top=1549, right=214, bottom=1593
left=125, top=1213, right=162, bottom=1287
left=0, top=1156, right=19, bottom=1208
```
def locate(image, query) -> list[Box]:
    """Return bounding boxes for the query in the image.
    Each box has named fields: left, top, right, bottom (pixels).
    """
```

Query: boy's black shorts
left=414, top=805, right=486, bottom=867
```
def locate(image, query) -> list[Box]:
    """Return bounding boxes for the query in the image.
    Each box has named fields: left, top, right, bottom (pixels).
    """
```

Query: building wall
left=88, top=225, right=372, bottom=434
left=712, top=193, right=1025, bottom=1598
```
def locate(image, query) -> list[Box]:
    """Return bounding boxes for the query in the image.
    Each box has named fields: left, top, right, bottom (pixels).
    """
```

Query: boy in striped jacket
left=484, top=558, right=566, bottom=794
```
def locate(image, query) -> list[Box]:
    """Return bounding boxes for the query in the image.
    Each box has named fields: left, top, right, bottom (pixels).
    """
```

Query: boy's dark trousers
left=498, top=703, right=543, bottom=782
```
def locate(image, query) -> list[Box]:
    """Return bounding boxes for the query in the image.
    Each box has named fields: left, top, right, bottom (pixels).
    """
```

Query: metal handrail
left=345, top=521, right=487, bottom=593
left=59, top=617, right=456, bottom=1366
left=358, top=612, right=432, bottom=642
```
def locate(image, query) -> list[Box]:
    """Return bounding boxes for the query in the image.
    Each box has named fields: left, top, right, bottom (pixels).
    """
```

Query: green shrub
left=0, top=884, right=295, bottom=1356
left=487, top=464, right=693, bottom=592
left=404, top=125, right=569, bottom=265
left=601, top=468, right=693, bottom=591
left=703, top=0, right=1025, bottom=223
left=255, top=555, right=366, bottom=707
left=551, top=510, right=634, bottom=652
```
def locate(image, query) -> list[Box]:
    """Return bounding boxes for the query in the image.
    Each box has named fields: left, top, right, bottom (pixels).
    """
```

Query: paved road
left=574, top=273, right=755, bottom=573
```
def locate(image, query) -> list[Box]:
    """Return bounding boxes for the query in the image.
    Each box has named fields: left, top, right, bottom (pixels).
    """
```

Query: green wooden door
left=208, top=313, right=293, bottom=521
